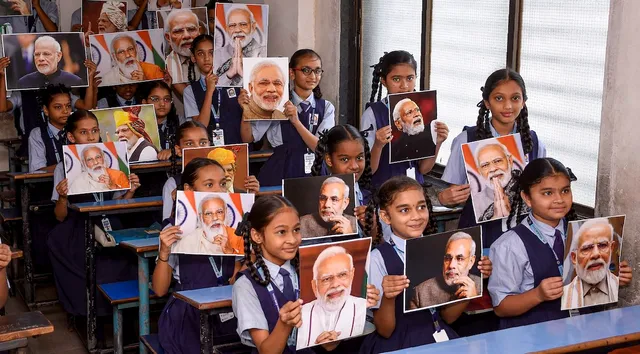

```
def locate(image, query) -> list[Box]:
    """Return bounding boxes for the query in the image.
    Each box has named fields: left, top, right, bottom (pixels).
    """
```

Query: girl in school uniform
left=154, top=157, right=242, bottom=354
left=437, top=68, right=545, bottom=336
left=360, top=51, right=449, bottom=189
left=139, top=81, right=184, bottom=157
left=242, top=49, right=336, bottom=186
left=183, top=34, right=245, bottom=145
left=489, top=157, right=633, bottom=329
left=160, top=121, right=260, bottom=221
left=360, top=176, right=492, bottom=353
left=48, top=109, right=139, bottom=317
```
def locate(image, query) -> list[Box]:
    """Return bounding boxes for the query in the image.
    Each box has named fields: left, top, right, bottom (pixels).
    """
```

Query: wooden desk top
left=130, top=160, right=171, bottom=171
left=0, top=311, right=53, bottom=342
left=8, top=171, right=53, bottom=181
left=69, top=196, right=162, bottom=213
left=120, top=237, right=159, bottom=254
left=391, top=305, right=640, bottom=354
left=174, top=285, right=233, bottom=311
left=249, top=150, right=273, bottom=160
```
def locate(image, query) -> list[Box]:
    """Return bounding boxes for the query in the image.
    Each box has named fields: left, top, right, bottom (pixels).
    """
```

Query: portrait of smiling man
left=16, top=35, right=85, bottom=89
left=242, top=58, right=288, bottom=120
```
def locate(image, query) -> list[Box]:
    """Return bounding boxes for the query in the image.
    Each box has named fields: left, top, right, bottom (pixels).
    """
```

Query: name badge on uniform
left=406, top=167, right=416, bottom=180
left=219, top=312, right=235, bottom=323
left=212, top=129, right=225, bottom=146
left=227, top=88, right=236, bottom=98
left=101, top=216, right=113, bottom=232
left=310, top=113, right=319, bottom=126
left=433, top=329, right=449, bottom=343
left=304, top=153, right=315, bottom=174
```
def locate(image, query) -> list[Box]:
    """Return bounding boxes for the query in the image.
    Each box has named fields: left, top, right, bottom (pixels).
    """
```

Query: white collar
left=488, top=118, right=518, bottom=137
left=262, top=257, right=294, bottom=279
left=291, top=90, right=316, bottom=108
left=525, top=213, right=565, bottom=242
left=389, top=232, right=407, bottom=254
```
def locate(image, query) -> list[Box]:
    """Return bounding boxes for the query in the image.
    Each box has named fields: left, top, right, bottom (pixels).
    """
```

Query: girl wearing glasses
left=183, top=34, right=246, bottom=146
left=241, top=49, right=336, bottom=186
left=489, top=158, right=632, bottom=329
left=140, top=81, right=184, bottom=158
left=361, top=176, right=491, bottom=353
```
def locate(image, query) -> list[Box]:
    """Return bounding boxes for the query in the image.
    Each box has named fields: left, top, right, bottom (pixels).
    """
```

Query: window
left=360, top=0, right=423, bottom=115
left=519, top=0, right=609, bottom=206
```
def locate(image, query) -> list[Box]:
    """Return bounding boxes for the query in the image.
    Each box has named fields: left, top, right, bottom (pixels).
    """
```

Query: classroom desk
left=174, top=285, right=234, bottom=354
left=0, top=311, right=53, bottom=343
left=387, top=305, right=640, bottom=354
left=119, top=237, right=159, bottom=354
left=432, top=205, right=463, bottom=233
left=0, top=137, right=22, bottom=173
left=71, top=196, right=162, bottom=353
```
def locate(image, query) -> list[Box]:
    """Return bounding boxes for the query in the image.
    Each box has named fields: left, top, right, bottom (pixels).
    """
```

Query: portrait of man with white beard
left=297, top=243, right=370, bottom=350
left=242, top=57, right=289, bottom=120
left=388, top=92, right=445, bottom=164
left=462, top=134, right=526, bottom=223
left=214, top=3, right=268, bottom=87
left=161, top=8, right=203, bottom=83
left=562, top=217, right=624, bottom=310
left=96, top=31, right=165, bottom=86
left=65, top=142, right=131, bottom=196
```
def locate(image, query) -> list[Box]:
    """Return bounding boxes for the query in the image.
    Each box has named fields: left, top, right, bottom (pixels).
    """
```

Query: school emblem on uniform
left=227, top=88, right=237, bottom=98
left=311, top=113, right=319, bottom=126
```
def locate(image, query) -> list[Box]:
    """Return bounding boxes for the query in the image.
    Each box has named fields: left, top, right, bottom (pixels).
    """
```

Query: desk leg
left=85, top=217, right=97, bottom=352
left=20, top=183, right=33, bottom=307
left=113, top=306, right=123, bottom=354
left=138, top=254, right=149, bottom=354
left=200, top=312, right=211, bottom=354
left=436, top=219, right=446, bottom=233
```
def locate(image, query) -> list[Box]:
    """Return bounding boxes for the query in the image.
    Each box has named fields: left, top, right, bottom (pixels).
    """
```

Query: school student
left=489, top=158, right=633, bottom=329
left=183, top=34, right=244, bottom=145
left=361, top=176, right=491, bottom=353
left=0, top=242, right=11, bottom=310
left=241, top=49, right=336, bottom=186
left=96, top=84, right=139, bottom=109
left=1, top=0, right=59, bottom=33
left=139, top=81, right=184, bottom=154
left=360, top=51, right=448, bottom=189
left=160, top=121, right=259, bottom=220
left=47, top=109, right=139, bottom=317
left=154, top=158, right=242, bottom=354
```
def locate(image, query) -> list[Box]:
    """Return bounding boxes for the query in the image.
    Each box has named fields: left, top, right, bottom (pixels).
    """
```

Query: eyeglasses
left=444, top=255, right=469, bottom=264
left=317, top=270, right=352, bottom=286
left=578, top=241, right=611, bottom=256
left=402, top=107, right=421, bottom=117
left=148, top=96, right=172, bottom=104
left=203, top=209, right=225, bottom=218
left=228, top=22, right=250, bottom=31
left=295, top=67, right=324, bottom=76
left=115, top=46, right=136, bottom=57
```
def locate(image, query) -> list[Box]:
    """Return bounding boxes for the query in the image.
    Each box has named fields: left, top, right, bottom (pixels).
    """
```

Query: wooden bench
left=0, top=311, right=54, bottom=351
left=98, top=280, right=160, bottom=354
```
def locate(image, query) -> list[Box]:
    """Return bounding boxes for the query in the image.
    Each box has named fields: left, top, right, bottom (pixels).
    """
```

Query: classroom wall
left=595, top=0, right=640, bottom=307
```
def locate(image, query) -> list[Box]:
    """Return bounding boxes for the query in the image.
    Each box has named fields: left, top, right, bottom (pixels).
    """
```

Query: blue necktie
left=279, top=267, right=295, bottom=301
left=552, top=229, right=565, bottom=260
left=299, top=102, right=311, bottom=113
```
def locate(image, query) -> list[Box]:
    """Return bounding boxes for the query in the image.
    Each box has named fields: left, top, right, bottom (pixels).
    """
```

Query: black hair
left=475, top=68, right=533, bottom=155
left=62, top=109, right=99, bottom=144
left=188, top=34, right=214, bottom=82
left=364, top=176, right=436, bottom=246
left=38, top=84, right=72, bottom=109
left=180, top=157, right=225, bottom=190
left=507, top=157, right=579, bottom=225
left=206, top=0, right=233, bottom=10
left=312, top=124, right=372, bottom=192
left=290, top=49, right=323, bottom=99
left=235, top=195, right=300, bottom=286
left=169, top=120, right=209, bottom=176
left=369, top=50, right=417, bottom=103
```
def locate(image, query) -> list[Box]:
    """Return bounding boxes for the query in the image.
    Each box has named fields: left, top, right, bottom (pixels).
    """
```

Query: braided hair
left=507, top=158, right=578, bottom=226
left=364, top=176, right=436, bottom=246
left=289, top=49, right=323, bottom=99
left=62, top=109, right=99, bottom=145
left=311, top=124, right=373, bottom=192
left=369, top=50, right=417, bottom=103
left=235, top=195, right=300, bottom=286
left=476, top=69, right=533, bottom=155
left=188, top=34, right=214, bottom=82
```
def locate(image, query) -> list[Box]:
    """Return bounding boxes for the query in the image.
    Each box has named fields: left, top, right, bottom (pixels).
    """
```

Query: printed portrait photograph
left=2, top=32, right=89, bottom=91
left=462, top=133, right=527, bottom=223
left=182, top=144, right=249, bottom=193
left=283, top=174, right=357, bottom=240
left=83, top=1, right=128, bottom=35
left=173, top=190, right=255, bottom=256
left=91, top=104, right=160, bottom=163
left=405, top=226, right=483, bottom=313
left=157, top=7, right=208, bottom=84
left=213, top=3, right=268, bottom=87
left=64, top=141, right=131, bottom=196
left=241, top=57, right=289, bottom=120
left=297, top=237, right=372, bottom=350
left=561, top=215, right=625, bottom=311
left=388, top=90, right=438, bottom=164
left=0, top=0, right=32, bottom=16
left=89, top=29, right=166, bottom=87
left=132, top=0, right=189, bottom=11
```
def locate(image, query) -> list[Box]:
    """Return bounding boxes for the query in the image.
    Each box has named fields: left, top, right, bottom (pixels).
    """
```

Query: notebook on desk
left=105, top=222, right=162, bottom=246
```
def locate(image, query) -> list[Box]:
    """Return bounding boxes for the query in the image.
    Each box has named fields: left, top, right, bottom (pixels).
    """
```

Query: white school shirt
left=232, top=258, right=298, bottom=347
left=28, top=123, right=61, bottom=172
left=96, top=95, right=137, bottom=109
left=368, top=231, right=406, bottom=309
